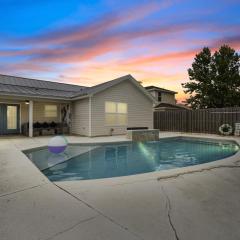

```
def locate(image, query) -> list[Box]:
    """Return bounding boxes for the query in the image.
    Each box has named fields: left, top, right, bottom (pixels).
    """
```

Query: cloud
left=11, top=1, right=173, bottom=46
left=0, top=61, right=53, bottom=75
left=0, top=0, right=239, bottom=103
left=116, top=33, right=240, bottom=67
left=0, top=0, right=185, bottom=65
left=122, top=49, right=198, bottom=66
left=212, top=34, right=240, bottom=49
left=0, top=20, right=207, bottom=64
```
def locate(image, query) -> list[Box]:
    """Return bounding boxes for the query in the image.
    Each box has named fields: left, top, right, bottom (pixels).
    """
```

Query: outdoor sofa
left=22, top=122, right=69, bottom=136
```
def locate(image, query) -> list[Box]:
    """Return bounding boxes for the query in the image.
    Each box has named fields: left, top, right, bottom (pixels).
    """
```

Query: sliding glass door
left=0, top=104, right=20, bottom=135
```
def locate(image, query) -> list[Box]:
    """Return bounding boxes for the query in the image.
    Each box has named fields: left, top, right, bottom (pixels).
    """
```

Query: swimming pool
left=25, top=137, right=239, bottom=181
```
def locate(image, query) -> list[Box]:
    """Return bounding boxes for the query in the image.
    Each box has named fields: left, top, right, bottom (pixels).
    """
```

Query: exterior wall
left=33, top=102, right=61, bottom=122
left=161, top=92, right=176, bottom=104
left=0, top=81, right=153, bottom=137
left=0, top=99, right=63, bottom=135
left=148, top=90, right=158, bottom=99
left=20, top=102, right=28, bottom=124
left=21, top=102, right=61, bottom=124
left=71, top=98, right=89, bottom=136
left=91, top=81, right=153, bottom=136
left=148, top=90, right=176, bottom=104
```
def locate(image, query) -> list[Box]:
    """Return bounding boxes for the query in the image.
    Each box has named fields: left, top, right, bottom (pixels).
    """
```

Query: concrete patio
left=0, top=133, right=240, bottom=240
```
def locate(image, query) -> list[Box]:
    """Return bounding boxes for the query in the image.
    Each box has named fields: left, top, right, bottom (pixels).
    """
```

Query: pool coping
left=21, top=133, right=240, bottom=187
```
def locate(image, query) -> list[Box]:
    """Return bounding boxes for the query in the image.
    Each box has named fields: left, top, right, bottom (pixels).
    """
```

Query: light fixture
left=25, top=100, right=29, bottom=105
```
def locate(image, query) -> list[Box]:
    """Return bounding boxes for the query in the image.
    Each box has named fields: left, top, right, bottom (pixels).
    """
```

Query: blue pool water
left=25, top=137, right=239, bottom=181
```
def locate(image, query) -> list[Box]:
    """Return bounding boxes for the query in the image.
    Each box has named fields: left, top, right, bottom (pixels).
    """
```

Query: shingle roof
left=0, top=74, right=155, bottom=102
left=145, top=85, right=177, bottom=94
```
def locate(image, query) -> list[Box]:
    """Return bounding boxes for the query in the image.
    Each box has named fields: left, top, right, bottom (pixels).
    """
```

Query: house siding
left=91, top=80, right=153, bottom=136
left=20, top=102, right=61, bottom=123
left=161, top=92, right=176, bottom=104
left=20, top=102, right=28, bottom=124
left=148, top=90, right=158, bottom=99
left=148, top=90, right=176, bottom=104
left=0, top=100, right=61, bottom=125
left=33, top=102, right=61, bottom=122
left=0, top=100, right=64, bottom=136
left=71, top=98, right=89, bottom=136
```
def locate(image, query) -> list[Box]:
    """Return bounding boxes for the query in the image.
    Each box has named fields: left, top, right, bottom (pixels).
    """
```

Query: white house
left=0, top=74, right=156, bottom=137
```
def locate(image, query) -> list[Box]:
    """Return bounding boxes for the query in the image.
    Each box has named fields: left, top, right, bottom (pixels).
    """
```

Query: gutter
left=0, top=91, right=89, bottom=101
left=71, top=94, right=90, bottom=100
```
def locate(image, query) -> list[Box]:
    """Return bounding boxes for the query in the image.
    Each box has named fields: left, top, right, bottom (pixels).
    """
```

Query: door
left=0, top=104, right=20, bottom=135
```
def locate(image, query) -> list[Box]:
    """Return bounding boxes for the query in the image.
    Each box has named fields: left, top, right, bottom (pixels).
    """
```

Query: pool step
left=27, top=145, right=100, bottom=171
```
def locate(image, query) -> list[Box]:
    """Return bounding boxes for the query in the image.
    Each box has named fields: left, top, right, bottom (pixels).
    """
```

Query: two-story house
left=145, top=86, right=177, bottom=104
left=145, top=85, right=188, bottom=111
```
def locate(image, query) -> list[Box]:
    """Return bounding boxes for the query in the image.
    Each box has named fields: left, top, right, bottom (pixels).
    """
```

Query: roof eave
left=72, top=75, right=157, bottom=103
left=146, top=87, right=177, bottom=94
left=71, top=94, right=90, bottom=100
left=127, top=76, right=158, bottom=104
left=0, top=92, right=72, bottom=101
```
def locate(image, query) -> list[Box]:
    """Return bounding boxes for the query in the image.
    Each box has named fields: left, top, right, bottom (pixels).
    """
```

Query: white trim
left=19, top=103, right=22, bottom=134
left=89, top=96, right=92, bottom=137
left=68, top=103, right=72, bottom=132
left=59, top=103, right=62, bottom=123
left=104, top=101, right=128, bottom=126
left=0, top=101, right=22, bottom=104
left=71, top=95, right=89, bottom=100
left=0, top=92, right=72, bottom=101
left=29, top=100, right=33, bottom=137
left=72, top=76, right=157, bottom=103
left=128, top=77, right=157, bottom=104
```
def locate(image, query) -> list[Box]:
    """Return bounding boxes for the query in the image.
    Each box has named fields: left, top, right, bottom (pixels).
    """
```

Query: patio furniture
left=22, top=122, right=69, bottom=136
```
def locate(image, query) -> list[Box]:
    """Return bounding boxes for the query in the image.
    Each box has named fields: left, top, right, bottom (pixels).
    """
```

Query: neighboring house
left=154, top=102, right=190, bottom=111
left=145, top=85, right=188, bottom=111
left=145, top=85, right=177, bottom=104
left=0, top=74, right=156, bottom=137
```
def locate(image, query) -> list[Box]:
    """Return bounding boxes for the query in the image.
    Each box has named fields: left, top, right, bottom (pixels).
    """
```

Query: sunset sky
left=0, top=0, right=239, bottom=102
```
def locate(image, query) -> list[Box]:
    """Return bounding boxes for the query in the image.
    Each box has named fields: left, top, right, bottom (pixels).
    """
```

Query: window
left=105, top=102, right=128, bottom=126
left=7, top=106, right=17, bottom=129
left=158, top=92, right=162, bottom=102
left=44, top=105, right=57, bottom=118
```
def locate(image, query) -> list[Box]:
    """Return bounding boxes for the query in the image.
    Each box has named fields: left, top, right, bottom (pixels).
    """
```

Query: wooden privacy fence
left=154, top=107, right=240, bottom=134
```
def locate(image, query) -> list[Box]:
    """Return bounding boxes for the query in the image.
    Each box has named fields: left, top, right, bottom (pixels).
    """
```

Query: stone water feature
left=127, top=129, right=159, bottom=141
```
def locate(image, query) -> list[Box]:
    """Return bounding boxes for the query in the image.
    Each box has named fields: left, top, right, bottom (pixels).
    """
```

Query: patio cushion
left=49, top=121, right=57, bottom=128
left=42, top=122, right=49, bottom=128
left=33, top=122, right=42, bottom=128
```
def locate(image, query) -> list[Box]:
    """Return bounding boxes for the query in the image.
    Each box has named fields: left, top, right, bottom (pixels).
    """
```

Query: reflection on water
left=105, top=146, right=128, bottom=170
left=26, top=138, right=239, bottom=181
